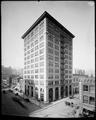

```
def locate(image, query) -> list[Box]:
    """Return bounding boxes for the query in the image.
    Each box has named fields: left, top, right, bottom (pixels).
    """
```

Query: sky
left=1, top=1, right=95, bottom=74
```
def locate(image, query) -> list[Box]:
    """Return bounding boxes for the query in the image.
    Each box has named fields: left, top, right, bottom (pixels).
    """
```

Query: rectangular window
left=31, top=31, right=34, bottom=37
left=27, top=45, right=30, bottom=50
left=34, top=34, right=38, bottom=39
left=83, top=85, right=88, bottom=91
left=55, top=38, right=59, bottom=44
left=24, top=48, right=26, bottom=52
left=40, top=35, right=44, bottom=42
left=48, top=68, right=53, bottom=73
left=69, top=65, right=72, bottom=69
left=89, top=97, right=95, bottom=105
left=89, top=85, right=95, bottom=93
left=31, top=70, right=34, bottom=74
left=35, top=69, right=38, bottom=73
left=48, top=48, right=53, bottom=54
left=69, top=70, right=72, bottom=74
left=40, top=68, right=44, bottom=73
left=40, top=55, right=44, bottom=60
left=65, top=75, right=68, bottom=78
left=40, top=48, right=44, bottom=54
left=35, top=45, right=38, bottom=50
left=40, top=75, right=44, bottom=79
left=69, top=52, right=72, bottom=56
left=48, top=61, right=53, bottom=67
left=48, top=74, right=53, bottom=79
left=35, top=63, right=38, bottom=67
left=27, top=55, right=30, bottom=59
left=55, top=81, right=59, bottom=85
left=69, top=46, right=72, bottom=50
left=83, top=95, right=88, bottom=103
left=69, top=75, right=72, bottom=78
left=40, top=80, right=44, bottom=85
left=48, top=55, right=53, bottom=60
left=69, top=56, right=72, bottom=60
left=39, top=21, right=44, bottom=29
left=35, top=40, right=38, bottom=45
left=55, top=51, right=59, bottom=56
left=39, top=42, right=44, bottom=48
left=64, top=49, right=68, bottom=54
left=35, top=57, right=38, bottom=62
left=35, top=80, right=38, bottom=85
left=65, top=70, right=68, bottom=74
left=55, top=63, right=59, bottom=67
left=31, top=59, right=34, bottom=63
left=40, top=61, right=44, bottom=66
left=55, top=69, right=59, bottom=73
left=31, top=53, right=34, bottom=58
left=55, top=45, right=59, bottom=50
left=55, top=75, right=59, bottom=79
left=69, top=61, right=72, bottom=65
left=48, top=42, right=53, bottom=48
left=48, top=34, right=53, bottom=42
left=31, top=42, right=34, bottom=47
left=55, top=57, right=59, bottom=62
left=35, top=75, right=38, bottom=79
left=35, top=26, right=38, bottom=33
left=35, top=51, right=38, bottom=56
left=64, top=65, right=68, bottom=69
left=64, top=44, right=68, bottom=49
left=31, top=48, right=34, bottom=53
left=48, top=81, right=53, bottom=85
left=39, top=29, right=44, bottom=35
left=64, top=55, right=68, bottom=59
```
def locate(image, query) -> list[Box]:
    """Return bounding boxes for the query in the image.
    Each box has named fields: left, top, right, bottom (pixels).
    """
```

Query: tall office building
left=22, top=11, right=75, bottom=103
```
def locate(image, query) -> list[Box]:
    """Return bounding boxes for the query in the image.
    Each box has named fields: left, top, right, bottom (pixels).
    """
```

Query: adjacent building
left=22, top=11, right=75, bottom=103
left=73, top=70, right=95, bottom=116
left=79, top=76, right=95, bottom=116
left=73, top=73, right=88, bottom=95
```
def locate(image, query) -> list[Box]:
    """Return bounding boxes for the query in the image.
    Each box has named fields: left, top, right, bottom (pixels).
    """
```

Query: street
left=1, top=90, right=81, bottom=118
left=1, top=90, right=41, bottom=116
left=29, top=97, right=81, bottom=118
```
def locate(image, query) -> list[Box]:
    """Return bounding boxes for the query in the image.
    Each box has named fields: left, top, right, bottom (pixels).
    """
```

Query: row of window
left=83, top=95, right=95, bottom=105
left=83, top=85, right=95, bottom=93
left=24, top=74, right=44, bottom=79
left=48, top=74, right=59, bottom=79
left=24, top=35, right=44, bottom=51
left=24, top=61, right=44, bottom=69
left=24, top=21, right=44, bottom=42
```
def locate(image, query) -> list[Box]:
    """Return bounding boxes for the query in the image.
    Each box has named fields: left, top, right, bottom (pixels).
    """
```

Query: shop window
left=83, top=95, right=88, bottom=103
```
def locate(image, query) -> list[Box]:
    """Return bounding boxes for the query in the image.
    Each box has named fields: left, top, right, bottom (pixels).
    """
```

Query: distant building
left=19, top=79, right=25, bottom=93
left=2, top=79, right=9, bottom=88
left=22, top=11, right=75, bottom=103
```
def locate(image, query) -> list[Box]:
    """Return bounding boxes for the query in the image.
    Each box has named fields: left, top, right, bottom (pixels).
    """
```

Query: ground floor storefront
left=24, top=80, right=73, bottom=103
left=82, top=108, right=95, bottom=117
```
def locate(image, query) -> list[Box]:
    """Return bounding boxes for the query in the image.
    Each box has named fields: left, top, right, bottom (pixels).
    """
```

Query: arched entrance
left=65, top=86, right=68, bottom=97
left=73, top=88, right=75, bottom=95
left=55, top=87, right=59, bottom=100
left=69, top=85, right=72, bottom=96
left=61, top=86, right=64, bottom=98
left=49, top=88, right=53, bottom=102
left=27, top=86, right=29, bottom=96
left=35, top=87, right=38, bottom=100
left=31, top=86, right=33, bottom=97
